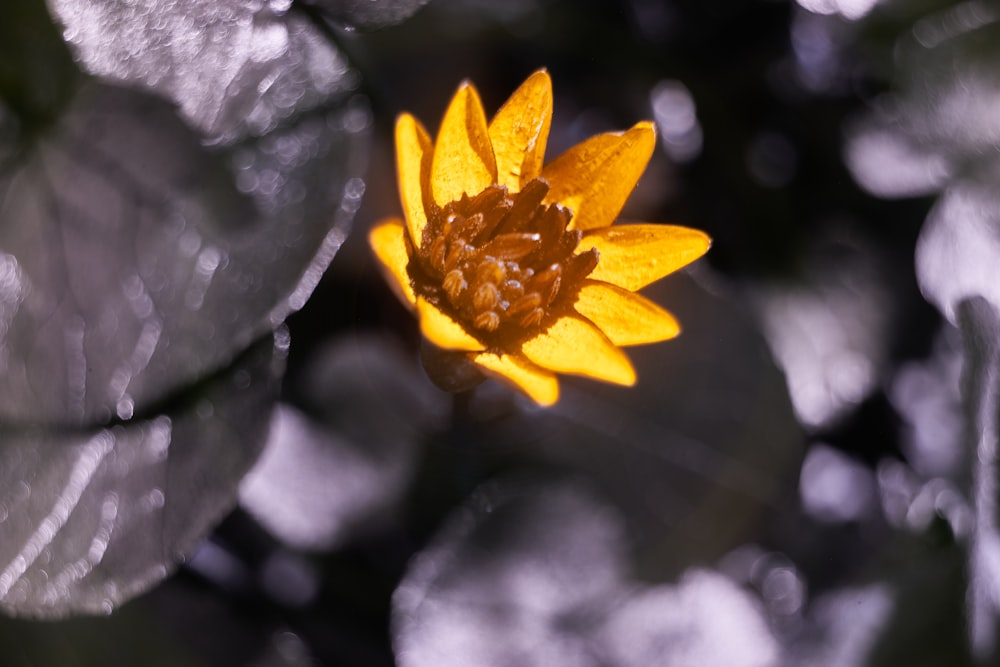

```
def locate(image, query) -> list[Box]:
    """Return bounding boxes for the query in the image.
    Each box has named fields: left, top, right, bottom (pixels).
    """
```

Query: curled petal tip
left=635, top=119, right=656, bottom=133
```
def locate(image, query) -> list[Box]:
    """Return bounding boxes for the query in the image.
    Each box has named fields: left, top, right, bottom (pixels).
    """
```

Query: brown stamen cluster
left=409, top=178, right=598, bottom=347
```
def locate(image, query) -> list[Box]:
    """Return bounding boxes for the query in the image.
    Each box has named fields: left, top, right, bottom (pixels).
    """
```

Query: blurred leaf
left=916, top=181, right=1000, bottom=325
left=240, top=403, right=412, bottom=552
left=878, top=299, right=1000, bottom=664
left=0, top=571, right=308, bottom=667
left=597, top=570, right=779, bottom=667
left=46, top=0, right=363, bottom=142
left=393, top=477, right=631, bottom=667
left=889, top=326, right=963, bottom=479
left=0, top=595, right=202, bottom=667
left=753, top=231, right=893, bottom=430
left=0, top=332, right=285, bottom=618
left=787, top=583, right=896, bottom=667
left=847, top=12, right=1000, bottom=176
left=843, top=117, right=953, bottom=199
left=839, top=7, right=1000, bottom=327
left=466, top=273, right=802, bottom=578
left=0, top=0, right=78, bottom=126
left=0, top=0, right=370, bottom=621
left=844, top=7, right=1000, bottom=659
left=957, top=297, right=1000, bottom=660
left=240, top=335, right=444, bottom=551
left=296, top=334, right=449, bottom=453
left=890, top=16, right=1000, bottom=157
left=784, top=535, right=972, bottom=667
left=393, top=477, right=780, bottom=667
left=0, top=73, right=367, bottom=426
left=846, top=11, right=1000, bottom=326
left=304, top=0, right=433, bottom=30
left=866, top=540, right=973, bottom=667
left=799, top=444, right=878, bottom=523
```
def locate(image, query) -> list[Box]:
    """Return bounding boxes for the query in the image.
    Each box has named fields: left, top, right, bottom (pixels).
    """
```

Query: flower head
left=369, top=70, right=710, bottom=406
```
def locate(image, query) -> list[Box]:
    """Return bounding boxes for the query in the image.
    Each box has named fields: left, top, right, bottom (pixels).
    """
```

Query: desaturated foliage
left=0, top=334, right=284, bottom=617
left=0, top=0, right=371, bottom=618
left=3, top=0, right=1000, bottom=664
left=240, top=336, right=444, bottom=551
left=304, top=0, right=432, bottom=30
left=3, top=0, right=370, bottom=424
left=394, top=479, right=780, bottom=667
left=842, top=2, right=1000, bottom=661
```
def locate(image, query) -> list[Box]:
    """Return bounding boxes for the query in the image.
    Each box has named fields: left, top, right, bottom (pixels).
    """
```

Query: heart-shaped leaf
left=1, top=5, right=369, bottom=426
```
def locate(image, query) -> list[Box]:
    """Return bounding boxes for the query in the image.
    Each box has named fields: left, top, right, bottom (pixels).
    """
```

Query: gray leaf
left=394, top=477, right=781, bottom=667
left=0, top=75, right=367, bottom=426
left=787, top=584, right=895, bottom=667
left=468, top=273, right=802, bottom=578
left=0, top=332, right=284, bottom=618
left=597, top=570, right=779, bottom=667
left=916, top=180, right=1000, bottom=325
left=843, top=116, right=953, bottom=199
left=957, top=297, right=1000, bottom=659
left=752, top=232, right=892, bottom=430
left=303, top=0, right=432, bottom=30
left=240, top=336, right=442, bottom=551
left=47, top=0, right=363, bottom=143
left=393, top=478, right=629, bottom=667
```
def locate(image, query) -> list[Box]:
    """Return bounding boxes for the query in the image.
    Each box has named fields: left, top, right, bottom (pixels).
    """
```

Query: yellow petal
left=416, top=297, right=485, bottom=352
left=541, top=121, right=656, bottom=231
left=473, top=352, right=560, bottom=406
left=488, top=69, right=553, bottom=192
left=431, top=82, right=498, bottom=207
left=521, top=315, right=636, bottom=386
left=544, top=130, right=625, bottom=171
left=395, top=114, right=434, bottom=250
left=368, top=218, right=416, bottom=307
left=582, top=224, right=711, bottom=291
left=573, top=280, right=680, bottom=346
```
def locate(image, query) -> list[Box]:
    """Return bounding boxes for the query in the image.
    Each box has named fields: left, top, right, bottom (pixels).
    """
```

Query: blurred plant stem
left=958, top=297, right=1000, bottom=662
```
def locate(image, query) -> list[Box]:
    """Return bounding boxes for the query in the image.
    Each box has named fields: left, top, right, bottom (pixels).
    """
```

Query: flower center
left=409, top=178, right=598, bottom=348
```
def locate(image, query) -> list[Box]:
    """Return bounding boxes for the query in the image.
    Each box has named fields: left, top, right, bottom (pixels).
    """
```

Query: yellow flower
left=368, top=70, right=710, bottom=406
